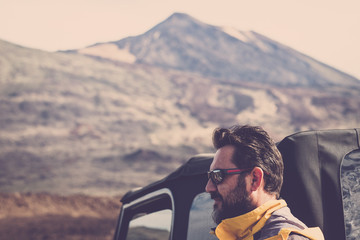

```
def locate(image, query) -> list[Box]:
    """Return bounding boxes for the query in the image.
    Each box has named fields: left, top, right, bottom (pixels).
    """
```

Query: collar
left=215, top=199, right=287, bottom=240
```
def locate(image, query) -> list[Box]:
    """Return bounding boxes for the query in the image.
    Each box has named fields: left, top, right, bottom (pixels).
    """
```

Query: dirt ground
left=0, top=192, right=122, bottom=240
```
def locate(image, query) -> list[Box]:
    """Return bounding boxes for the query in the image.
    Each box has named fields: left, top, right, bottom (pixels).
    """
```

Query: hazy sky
left=1, top=0, right=359, bottom=79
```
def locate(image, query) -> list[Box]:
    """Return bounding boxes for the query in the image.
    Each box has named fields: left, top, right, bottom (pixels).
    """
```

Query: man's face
left=205, top=145, right=255, bottom=224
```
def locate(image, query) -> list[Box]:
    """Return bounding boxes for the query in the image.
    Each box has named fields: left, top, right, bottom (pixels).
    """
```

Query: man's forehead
left=210, top=145, right=237, bottom=169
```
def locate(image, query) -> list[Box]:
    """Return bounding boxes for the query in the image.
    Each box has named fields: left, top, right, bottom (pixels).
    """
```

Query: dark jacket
left=256, top=206, right=309, bottom=240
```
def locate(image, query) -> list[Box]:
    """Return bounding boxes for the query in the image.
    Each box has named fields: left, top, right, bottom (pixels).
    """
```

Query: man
left=205, top=125, right=324, bottom=240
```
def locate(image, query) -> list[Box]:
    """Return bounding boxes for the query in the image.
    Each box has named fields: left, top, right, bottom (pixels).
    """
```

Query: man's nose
left=205, top=178, right=217, bottom=193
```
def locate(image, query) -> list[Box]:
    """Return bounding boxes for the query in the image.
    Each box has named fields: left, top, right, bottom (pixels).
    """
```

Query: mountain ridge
left=74, top=12, right=359, bottom=88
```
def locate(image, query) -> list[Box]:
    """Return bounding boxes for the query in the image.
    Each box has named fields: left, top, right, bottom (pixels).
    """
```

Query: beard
left=211, top=177, right=256, bottom=225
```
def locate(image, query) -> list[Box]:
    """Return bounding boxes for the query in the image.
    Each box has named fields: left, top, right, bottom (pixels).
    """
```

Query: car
left=113, top=128, right=360, bottom=240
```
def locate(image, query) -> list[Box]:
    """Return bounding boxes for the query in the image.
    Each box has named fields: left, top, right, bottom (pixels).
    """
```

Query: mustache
left=210, top=192, right=223, bottom=200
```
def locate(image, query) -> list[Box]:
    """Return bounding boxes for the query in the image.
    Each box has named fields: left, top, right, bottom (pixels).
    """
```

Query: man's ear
left=250, top=167, right=264, bottom=191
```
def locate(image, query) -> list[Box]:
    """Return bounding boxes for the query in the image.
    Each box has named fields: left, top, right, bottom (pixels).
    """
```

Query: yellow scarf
left=215, top=199, right=286, bottom=240
left=214, top=199, right=324, bottom=240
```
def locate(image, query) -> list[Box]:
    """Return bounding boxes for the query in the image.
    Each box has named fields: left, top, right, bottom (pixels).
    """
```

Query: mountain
left=76, top=12, right=359, bottom=88
left=1, top=12, right=360, bottom=196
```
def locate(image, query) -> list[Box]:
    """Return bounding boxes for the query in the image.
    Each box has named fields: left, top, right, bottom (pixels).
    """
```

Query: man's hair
left=212, top=125, right=283, bottom=198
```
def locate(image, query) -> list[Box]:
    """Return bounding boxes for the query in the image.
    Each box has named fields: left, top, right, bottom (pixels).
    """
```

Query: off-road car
left=113, top=128, right=360, bottom=240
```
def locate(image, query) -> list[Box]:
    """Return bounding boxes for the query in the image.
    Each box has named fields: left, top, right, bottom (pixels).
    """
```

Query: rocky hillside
left=0, top=12, right=359, bottom=197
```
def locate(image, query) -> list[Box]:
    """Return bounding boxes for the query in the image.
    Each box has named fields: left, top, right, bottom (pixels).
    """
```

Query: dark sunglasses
left=207, top=168, right=252, bottom=185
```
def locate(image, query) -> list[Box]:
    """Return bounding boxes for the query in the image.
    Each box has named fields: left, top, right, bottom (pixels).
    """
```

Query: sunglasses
left=207, top=168, right=252, bottom=185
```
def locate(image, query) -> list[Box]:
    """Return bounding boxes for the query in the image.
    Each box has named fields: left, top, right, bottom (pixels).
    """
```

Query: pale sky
left=1, top=0, right=359, bottom=79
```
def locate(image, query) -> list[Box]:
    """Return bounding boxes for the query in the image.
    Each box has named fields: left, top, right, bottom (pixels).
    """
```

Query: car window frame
left=113, top=188, right=175, bottom=240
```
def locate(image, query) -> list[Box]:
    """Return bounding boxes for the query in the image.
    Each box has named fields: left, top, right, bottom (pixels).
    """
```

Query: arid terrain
left=0, top=192, right=121, bottom=239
